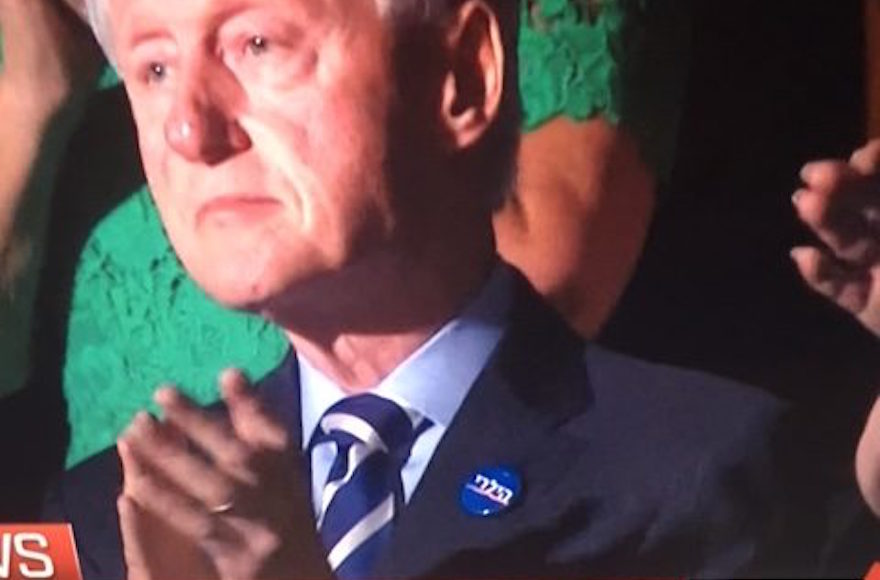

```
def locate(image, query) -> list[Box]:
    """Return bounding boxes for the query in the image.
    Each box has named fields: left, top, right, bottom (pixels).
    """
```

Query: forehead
left=106, top=0, right=351, bottom=38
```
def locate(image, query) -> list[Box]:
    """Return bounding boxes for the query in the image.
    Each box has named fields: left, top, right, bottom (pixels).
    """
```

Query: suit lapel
left=377, top=276, right=594, bottom=578
left=257, top=351, right=304, bottom=449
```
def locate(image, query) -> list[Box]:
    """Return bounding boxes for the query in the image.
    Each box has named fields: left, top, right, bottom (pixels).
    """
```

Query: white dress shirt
left=299, top=265, right=513, bottom=515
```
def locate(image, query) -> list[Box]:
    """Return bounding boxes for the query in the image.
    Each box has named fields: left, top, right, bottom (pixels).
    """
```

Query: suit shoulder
left=584, top=343, right=786, bottom=418
left=45, top=446, right=122, bottom=520
left=574, top=346, right=802, bottom=577
left=43, top=447, right=124, bottom=580
left=579, top=344, right=788, bottom=460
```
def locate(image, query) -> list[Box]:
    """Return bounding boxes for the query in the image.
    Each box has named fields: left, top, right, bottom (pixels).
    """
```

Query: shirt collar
left=299, top=263, right=514, bottom=449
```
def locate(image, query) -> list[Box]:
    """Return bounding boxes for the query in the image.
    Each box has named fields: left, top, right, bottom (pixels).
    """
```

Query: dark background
left=601, top=0, right=880, bottom=565
left=606, top=0, right=878, bottom=463
left=0, top=0, right=877, bottom=564
left=605, top=0, right=879, bottom=482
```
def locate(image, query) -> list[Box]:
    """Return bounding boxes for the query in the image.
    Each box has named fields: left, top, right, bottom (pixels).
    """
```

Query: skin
left=496, top=116, right=655, bottom=337
left=119, top=372, right=327, bottom=580
left=111, top=0, right=500, bottom=387
left=857, top=396, right=880, bottom=518
left=791, top=139, right=880, bottom=518
left=105, top=0, right=507, bottom=576
left=0, top=0, right=99, bottom=397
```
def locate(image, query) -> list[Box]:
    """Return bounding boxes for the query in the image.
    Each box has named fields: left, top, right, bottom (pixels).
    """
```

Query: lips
left=196, top=195, right=282, bottom=227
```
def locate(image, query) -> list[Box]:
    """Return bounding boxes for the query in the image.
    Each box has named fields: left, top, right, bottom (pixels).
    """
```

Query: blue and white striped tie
left=313, top=394, right=429, bottom=579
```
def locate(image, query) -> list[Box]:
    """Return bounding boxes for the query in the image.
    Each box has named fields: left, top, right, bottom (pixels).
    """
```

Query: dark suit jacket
left=44, top=279, right=823, bottom=579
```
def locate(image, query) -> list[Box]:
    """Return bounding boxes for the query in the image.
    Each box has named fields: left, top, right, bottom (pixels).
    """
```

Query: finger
left=790, top=246, right=872, bottom=315
left=792, top=185, right=880, bottom=265
left=851, top=140, right=880, bottom=175
left=800, top=160, right=859, bottom=191
left=118, top=435, right=139, bottom=497
left=117, top=495, right=155, bottom=580
left=220, top=369, right=289, bottom=451
left=118, top=484, right=222, bottom=580
left=119, top=437, right=231, bottom=548
left=122, top=411, right=243, bottom=505
left=799, top=159, right=880, bottom=211
left=118, top=442, right=158, bottom=579
left=154, top=387, right=254, bottom=474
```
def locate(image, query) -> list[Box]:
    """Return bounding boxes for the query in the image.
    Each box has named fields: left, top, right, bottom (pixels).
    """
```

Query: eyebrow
left=126, top=28, right=175, bottom=52
left=121, top=0, right=324, bottom=54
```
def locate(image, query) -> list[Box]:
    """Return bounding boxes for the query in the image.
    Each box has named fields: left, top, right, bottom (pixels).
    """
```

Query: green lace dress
left=3, top=0, right=691, bottom=466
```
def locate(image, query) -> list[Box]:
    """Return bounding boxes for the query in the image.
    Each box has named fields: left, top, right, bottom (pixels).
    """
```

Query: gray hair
left=77, top=0, right=458, bottom=69
left=84, top=0, right=116, bottom=66
left=63, top=0, right=115, bottom=65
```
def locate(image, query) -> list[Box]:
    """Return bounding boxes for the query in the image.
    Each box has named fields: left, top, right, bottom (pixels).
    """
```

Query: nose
left=164, top=68, right=251, bottom=165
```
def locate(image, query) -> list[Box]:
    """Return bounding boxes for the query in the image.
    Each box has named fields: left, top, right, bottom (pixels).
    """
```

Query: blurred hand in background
left=792, top=140, right=880, bottom=518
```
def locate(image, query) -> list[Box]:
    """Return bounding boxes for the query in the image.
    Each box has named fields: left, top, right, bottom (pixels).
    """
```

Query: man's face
left=107, top=0, right=398, bottom=309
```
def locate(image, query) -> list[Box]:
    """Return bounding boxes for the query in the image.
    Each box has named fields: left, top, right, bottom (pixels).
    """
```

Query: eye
left=246, top=35, right=270, bottom=56
left=146, top=62, right=168, bottom=83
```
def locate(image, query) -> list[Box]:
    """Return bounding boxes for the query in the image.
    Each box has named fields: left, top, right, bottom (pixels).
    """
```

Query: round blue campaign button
left=460, top=466, right=523, bottom=517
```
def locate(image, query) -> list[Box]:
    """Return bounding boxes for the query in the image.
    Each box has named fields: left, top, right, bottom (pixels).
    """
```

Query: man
left=45, top=0, right=816, bottom=578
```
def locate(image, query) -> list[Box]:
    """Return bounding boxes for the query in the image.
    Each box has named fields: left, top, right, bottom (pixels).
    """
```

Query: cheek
left=238, top=114, right=317, bottom=226
left=134, top=139, right=201, bottom=269
left=138, top=137, right=165, bottom=190
left=132, top=102, right=171, bottom=193
left=136, top=135, right=177, bottom=224
left=243, top=89, right=385, bottom=220
left=244, top=34, right=390, bottom=175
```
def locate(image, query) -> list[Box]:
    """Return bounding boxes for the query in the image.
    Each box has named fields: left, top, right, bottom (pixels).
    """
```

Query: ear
left=440, top=0, right=505, bottom=151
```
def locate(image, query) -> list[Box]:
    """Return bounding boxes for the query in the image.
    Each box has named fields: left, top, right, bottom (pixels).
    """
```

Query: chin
left=176, top=245, right=279, bottom=310
left=196, top=271, right=278, bottom=312
left=184, top=244, right=337, bottom=314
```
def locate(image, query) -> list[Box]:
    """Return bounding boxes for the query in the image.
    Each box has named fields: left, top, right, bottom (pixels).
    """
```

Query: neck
left=267, top=229, right=496, bottom=392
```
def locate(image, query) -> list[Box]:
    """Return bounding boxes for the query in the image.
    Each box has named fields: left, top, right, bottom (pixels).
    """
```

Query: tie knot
left=317, top=394, right=423, bottom=459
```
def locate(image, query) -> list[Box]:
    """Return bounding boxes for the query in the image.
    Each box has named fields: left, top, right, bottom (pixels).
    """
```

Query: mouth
left=196, top=195, right=283, bottom=227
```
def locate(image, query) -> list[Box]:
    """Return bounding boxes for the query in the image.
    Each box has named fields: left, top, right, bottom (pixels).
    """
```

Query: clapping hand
left=792, top=140, right=880, bottom=519
left=117, top=369, right=332, bottom=580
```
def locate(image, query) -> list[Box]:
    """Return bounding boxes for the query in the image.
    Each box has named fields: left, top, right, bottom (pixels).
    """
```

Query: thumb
left=117, top=495, right=155, bottom=580
left=117, top=484, right=218, bottom=580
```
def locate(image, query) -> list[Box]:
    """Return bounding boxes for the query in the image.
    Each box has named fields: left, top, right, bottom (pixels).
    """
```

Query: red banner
left=0, top=525, right=81, bottom=580
left=865, top=562, right=880, bottom=580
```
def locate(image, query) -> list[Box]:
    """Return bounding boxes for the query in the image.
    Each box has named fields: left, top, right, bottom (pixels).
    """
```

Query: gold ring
left=208, top=501, right=235, bottom=515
